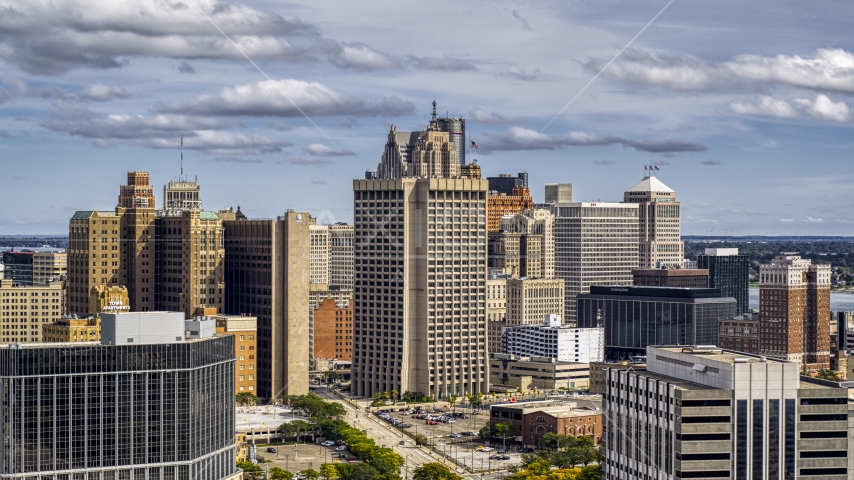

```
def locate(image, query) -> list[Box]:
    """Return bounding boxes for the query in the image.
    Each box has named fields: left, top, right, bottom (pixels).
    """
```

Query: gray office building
left=603, top=346, right=853, bottom=480
left=0, top=318, right=237, bottom=479
left=576, top=286, right=736, bottom=360
left=697, top=248, right=750, bottom=315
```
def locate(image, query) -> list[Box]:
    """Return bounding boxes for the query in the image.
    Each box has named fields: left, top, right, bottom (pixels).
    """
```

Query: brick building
left=717, top=313, right=760, bottom=354
left=487, top=186, right=534, bottom=232
left=631, top=268, right=708, bottom=288
left=489, top=401, right=602, bottom=447
left=313, top=298, right=353, bottom=362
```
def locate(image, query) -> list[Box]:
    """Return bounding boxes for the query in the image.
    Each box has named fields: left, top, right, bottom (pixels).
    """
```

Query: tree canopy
left=412, top=462, right=463, bottom=480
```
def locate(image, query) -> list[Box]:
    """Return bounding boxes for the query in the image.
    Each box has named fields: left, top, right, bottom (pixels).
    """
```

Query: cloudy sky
left=1, top=0, right=853, bottom=235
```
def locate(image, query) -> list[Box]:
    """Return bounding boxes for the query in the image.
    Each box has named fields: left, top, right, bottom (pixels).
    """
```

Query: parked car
left=499, top=455, right=510, bottom=460
left=449, top=433, right=462, bottom=438
left=481, top=447, right=495, bottom=452
left=489, top=454, right=501, bottom=460
left=399, top=423, right=412, bottom=428
left=426, top=420, right=438, bottom=425
left=321, top=441, right=335, bottom=447
left=518, top=447, right=533, bottom=453
left=335, top=446, right=347, bottom=451
left=266, top=447, right=277, bottom=453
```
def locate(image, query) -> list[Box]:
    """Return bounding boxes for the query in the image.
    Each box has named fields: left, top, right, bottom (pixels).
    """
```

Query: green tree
left=270, top=467, right=294, bottom=479
left=469, top=392, right=483, bottom=412
left=817, top=369, right=840, bottom=381
left=413, top=433, right=430, bottom=446
left=412, top=462, right=464, bottom=480
left=494, top=422, right=517, bottom=450
left=299, top=468, right=320, bottom=480
left=320, top=463, right=339, bottom=480
left=478, top=421, right=496, bottom=443
left=390, top=389, right=399, bottom=404
left=236, top=392, right=261, bottom=406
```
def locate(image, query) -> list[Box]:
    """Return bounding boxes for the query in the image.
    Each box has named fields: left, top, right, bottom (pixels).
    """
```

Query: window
left=799, top=451, right=847, bottom=458
left=799, top=431, right=846, bottom=439
left=799, top=414, right=846, bottom=422
left=800, top=397, right=846, bottom=405
left=681, top=416, right=731, bottom=424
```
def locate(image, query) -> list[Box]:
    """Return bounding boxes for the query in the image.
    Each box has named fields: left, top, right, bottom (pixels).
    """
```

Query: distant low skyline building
left=2, top=251, right=33, bottom=285
left=32, top=251, right=66, bottom=285
left=0, top=278, right=64, bottom=343
left=543, top=183, right=572, bottom=204
left=486, top=172, right=528, bottom=196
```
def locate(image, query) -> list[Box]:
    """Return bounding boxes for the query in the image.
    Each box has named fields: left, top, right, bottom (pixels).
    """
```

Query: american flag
left=471, top=140, right=479, bottom=149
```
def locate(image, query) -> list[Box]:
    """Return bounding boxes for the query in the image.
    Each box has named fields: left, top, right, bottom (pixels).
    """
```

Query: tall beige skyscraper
left=553, top=202, right=639, bottom=322
left=224, top=211, right=311, bottom=398
left=352, top=177, right=489, bottom=399
left=310, top=225, right=330, bottom=285
left=623, top=175, right=683, bottom=268
left=310, top=223, right=354, bottom=289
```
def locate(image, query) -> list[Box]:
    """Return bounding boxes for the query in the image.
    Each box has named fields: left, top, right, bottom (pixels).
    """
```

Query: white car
left=335, top=445, right=347, bottom=451
left=482, top=447, right=495, bottom=452
left=321, top=441, right=335, bottom=447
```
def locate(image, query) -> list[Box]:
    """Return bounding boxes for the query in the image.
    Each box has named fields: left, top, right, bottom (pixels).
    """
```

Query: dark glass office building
left=1, top=251, right=33, bottom=286
left=486, top=173, right=528, bottom=196
left=577, top=286, right=737, bottom=360
left=0, top=336, right=237, bottom=479
left=697, top=248, right=749, bottom=315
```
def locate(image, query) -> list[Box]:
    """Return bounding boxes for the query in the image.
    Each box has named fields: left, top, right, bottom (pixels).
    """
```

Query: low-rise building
left=489, top=400, right=602, bottom=447
left=490, top=354, right=591, bottom=391
left=603, top=345, right=854, bottom=480
left=42, top=315, right=101, bottom=342
left=0, top=278, right=64, bottom=343
left=717, top=313, right=760, bottom=354
left=503, top=314, right=604, bottom=363
left=215, top=313, right=258, bottom=394
left=588, top=361, right=646, bottom=395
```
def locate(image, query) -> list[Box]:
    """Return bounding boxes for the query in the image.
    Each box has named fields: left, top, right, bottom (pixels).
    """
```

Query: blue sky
left=1, top=0, right=853, bottom=235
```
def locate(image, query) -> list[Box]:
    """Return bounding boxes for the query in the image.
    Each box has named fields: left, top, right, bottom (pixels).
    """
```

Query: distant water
left=749, top=287, right=854, bottom=312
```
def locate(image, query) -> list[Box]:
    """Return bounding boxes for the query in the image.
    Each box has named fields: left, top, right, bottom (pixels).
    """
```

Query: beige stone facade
left=42, top=317, right=101, bottom=343
left=32, top=252, right=66, bottom=286
left=68, top=210, right=123, bottom=316
left=623, top=176, right=683, bottom=269
left=352, top=177, right=489, bottom=399
left=487, top=276, right=508, bottom=355
left=505, top=278, right=565, bottom=326
left=223, top=212, right=310, bottom=398
left=88, top=285, right=129, bottom=314
left=0, top=279, right=64, bottom=343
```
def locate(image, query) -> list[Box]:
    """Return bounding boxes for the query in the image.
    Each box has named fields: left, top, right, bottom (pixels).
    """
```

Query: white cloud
left=78, top=83, right=130, bottom=102
left=729, top=96, right=798, bottom=118
left=730, top=94, right=849, bottom=121
left=302, top=144, right=356, bottom=156
left=158, top=79, right=414, bottom=118
left=480, top=126, right=706, bottom=153
left=593, top=47, right=854, bottom=94
left=468, top=108, right=519, bottom=124
left=144, top=131, right=291, bottom=156
left=408, top=56, right=477, bottom=72
left=802, top=217, right=824, bottom=223
left=793, top=94, right=850, bottom=121
left=326, top=42, right=399, bottom=71
left=779, top=218, right=795, bottom=223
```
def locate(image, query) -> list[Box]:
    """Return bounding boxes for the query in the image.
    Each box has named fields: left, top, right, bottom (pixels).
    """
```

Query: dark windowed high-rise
left=486, top=173, right=528, bottom=196
left=697, top=248, right=749, bottom=314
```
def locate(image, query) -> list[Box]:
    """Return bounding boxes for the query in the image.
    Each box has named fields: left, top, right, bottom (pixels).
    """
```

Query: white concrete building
left=502, top=314, right=604, bottom=363
left=552, top=202, right=639, bottom=322
left=623, top=176, right=683, bottom=269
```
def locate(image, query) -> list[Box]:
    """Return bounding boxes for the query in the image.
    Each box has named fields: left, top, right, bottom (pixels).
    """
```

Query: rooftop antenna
left=431, top=100, right=437, bottom=122
left=180, top=136, right=184, bottom=180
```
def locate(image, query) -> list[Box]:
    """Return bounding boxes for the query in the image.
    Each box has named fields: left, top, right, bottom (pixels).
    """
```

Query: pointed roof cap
left=625, top=176, right=674, bottom=193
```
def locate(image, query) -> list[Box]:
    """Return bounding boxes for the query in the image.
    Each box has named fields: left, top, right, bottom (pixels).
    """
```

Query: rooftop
left=654, top=346, right=776, bottom=365
left=625, top=176, right=674, bottom=194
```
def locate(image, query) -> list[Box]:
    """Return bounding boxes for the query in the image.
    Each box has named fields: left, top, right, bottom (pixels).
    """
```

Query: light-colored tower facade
left=486, top=275, right=507, bottom=355
left=309, top=225, right=330, bottom=285
left=499, top=209, right=555, bottom=279
left=759, top=255, right=831, bottom=372
left=505, top=278, right=565, bottom=325
left=0, top=279, right=64, bottom=343
left=32, top=252, right=67, bottom=285
left=553, top=202, right=639, bottom=323
left=155, top=210, right=224, bottom=317
left=487, top=186, right=535, bottom=232
left=352, top=177, right=489, bottom=399
left=329, top=223, right=354, bottom=290
left=68, top=210, right=123, bottom=316
left=163, top=180, right=202, bottom=211
left=223, top=212, right=311, bottom=398
left=623, top=176, right=683, bottom=268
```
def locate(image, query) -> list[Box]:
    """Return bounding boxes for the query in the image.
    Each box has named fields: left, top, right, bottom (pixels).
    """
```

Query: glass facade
left=577, top=291, right=737, bottom=359
left=0, top=337, right=236, bottom=479
left=753, top=399, right=764, bottom=480
left=736, top=400, right=747, bottom=480
left=697, top=254, right=749, bottom=315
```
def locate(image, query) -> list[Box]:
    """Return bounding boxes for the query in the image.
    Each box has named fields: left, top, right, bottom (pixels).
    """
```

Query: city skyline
left=1, top=0, right=854, bottom=236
